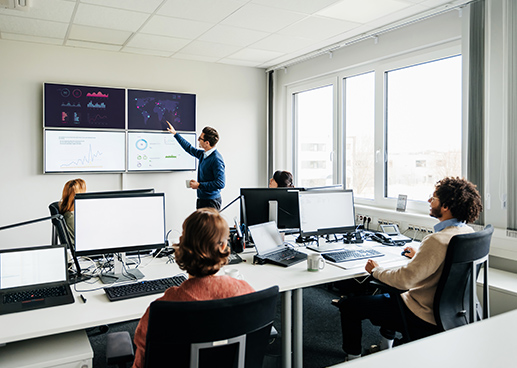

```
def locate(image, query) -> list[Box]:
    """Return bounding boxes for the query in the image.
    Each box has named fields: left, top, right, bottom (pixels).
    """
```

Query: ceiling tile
left=197, top=24, right=269, bottom=47
left=68, top=25, right=132, bottom=45
left=221, top=3, right=306, bottom=33
left=157, top=0, right=246, bottom=23
left=177, top=40, right=241, bottom=58
left=79, top=0, right=163, bottom=13
left=317, top=0, right=411, bottom=24
left=125, top=33, right=190, bottom=52
left=251, top=33, right=315, bottom=53
left=251, top=0, right=341, bottom=15
left=1, top=32, right=63, bottom=45
left=0, top=15, right=68, bottom=38
left=0, top=0, right=75, bottom=22
left=278, top=15, right=359, bottom=40
left=74, top=3, right=149, bottom=32
left=140, top=15, right=213, bottom=40
left=65, top=39, right=122, bottom=51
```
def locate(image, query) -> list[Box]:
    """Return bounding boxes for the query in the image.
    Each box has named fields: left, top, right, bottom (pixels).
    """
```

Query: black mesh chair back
left=48, top=201, right=72, bottom=247
left=434, top=224, right=493, bottom=331
left=143, top=286, right=279, bottom=368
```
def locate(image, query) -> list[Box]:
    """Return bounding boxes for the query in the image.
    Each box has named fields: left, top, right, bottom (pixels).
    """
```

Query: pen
left=80, top=294, right=87, bottom=303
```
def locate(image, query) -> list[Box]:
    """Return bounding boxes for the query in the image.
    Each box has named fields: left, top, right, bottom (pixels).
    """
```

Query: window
left=294, top=85, right=334, bottom=188
left=344, top=72, right=375, bottom=199
left=385, top=55, right=462, bottom=200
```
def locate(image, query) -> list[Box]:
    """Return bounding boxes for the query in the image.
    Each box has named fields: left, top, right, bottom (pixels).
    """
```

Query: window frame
left=287, top=41, right=464, bottom=215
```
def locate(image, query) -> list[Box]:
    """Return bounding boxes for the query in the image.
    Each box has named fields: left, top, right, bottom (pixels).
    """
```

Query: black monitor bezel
left=74, top=192, right=166, bottom=257
left=298, top=189, right=356, bottom=237
left=240, top=187, right=304, bottom=230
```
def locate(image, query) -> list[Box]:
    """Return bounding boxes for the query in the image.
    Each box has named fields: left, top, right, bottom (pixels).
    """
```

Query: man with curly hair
left=337, top=177, right=482, bottom=360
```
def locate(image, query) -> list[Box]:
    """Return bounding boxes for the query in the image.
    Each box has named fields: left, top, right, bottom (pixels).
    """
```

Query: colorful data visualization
left=127, top=132, right=196, bottom=171
left=128, top=89, right=196, bottom=131
left=44, top=83, right=125, bottom=129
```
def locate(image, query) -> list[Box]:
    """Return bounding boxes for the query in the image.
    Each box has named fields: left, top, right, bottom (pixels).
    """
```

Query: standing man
left=167, top=121, right=225, bottom=210
left=336, top=177, right=482, bottom=360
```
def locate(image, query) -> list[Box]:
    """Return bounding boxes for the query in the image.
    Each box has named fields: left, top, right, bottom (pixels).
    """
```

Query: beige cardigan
left=373, top=225, right=474, bottom=325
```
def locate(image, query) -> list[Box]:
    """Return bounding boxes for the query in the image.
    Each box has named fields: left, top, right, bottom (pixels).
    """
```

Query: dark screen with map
left=127, top=89, right=196, bottom=131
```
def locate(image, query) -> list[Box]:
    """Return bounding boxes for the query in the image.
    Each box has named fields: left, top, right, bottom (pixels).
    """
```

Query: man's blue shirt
left=174, top=133, right=225, bottom=199
left=434, top=218, right=465, bottom=233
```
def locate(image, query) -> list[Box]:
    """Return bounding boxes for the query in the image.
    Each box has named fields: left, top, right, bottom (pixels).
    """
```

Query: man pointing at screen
left=166, top=121, right=225, bottom=210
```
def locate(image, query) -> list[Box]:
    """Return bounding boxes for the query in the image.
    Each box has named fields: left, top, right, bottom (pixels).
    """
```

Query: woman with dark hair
left=132, top=208, right=255, bottom=368
left=269, top=170, right=294, bottom=188
left=59, top=178, right=86, bottom=244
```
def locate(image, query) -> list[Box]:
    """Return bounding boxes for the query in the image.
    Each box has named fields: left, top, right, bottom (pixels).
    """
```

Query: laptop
left=248, top=221, right=307, bottom=267
left=380, top=224, right=412, bottom=243
left=0, top=244, right=75, bottom=315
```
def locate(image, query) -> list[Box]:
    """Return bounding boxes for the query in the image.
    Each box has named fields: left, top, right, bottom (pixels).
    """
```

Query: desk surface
left=331, top=308, right=517, bottom=367
left=0, top=240, right=410, bottom=345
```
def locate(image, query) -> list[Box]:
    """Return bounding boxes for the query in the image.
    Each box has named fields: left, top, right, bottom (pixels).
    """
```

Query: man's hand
left=190, top=180, right=200, bottom=189
left=402, top=246, right=416, bottom=259
left=365, top=259, right=379, bottom=274
left=166, top=121, right=176, bottom=135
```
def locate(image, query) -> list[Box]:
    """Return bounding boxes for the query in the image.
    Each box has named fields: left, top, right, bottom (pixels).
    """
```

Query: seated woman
left=132, top=208, right=255, bottom=368
left=269, top=170, right=294, bottom=188
left=59, top=178, right=86, bottom=245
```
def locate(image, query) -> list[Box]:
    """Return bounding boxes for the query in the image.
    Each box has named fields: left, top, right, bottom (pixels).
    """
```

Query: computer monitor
left=298, top=189, right=356, bottom=237
left=74, top=192, right=166, bottom=282
left=240, top=188, right=304, bottom=231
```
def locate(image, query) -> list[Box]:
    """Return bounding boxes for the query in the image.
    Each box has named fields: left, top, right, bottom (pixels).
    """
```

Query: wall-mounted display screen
left=128, top=132, right=196, bottom=171
left=127, top=89, right=196, bottom=131
left=44, top=129, right=125, bottom=173
left=44, top=83, right=126, bottom=129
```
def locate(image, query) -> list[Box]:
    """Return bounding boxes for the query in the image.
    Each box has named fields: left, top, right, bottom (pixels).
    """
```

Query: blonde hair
left=59, top=178, right=86, bottom=213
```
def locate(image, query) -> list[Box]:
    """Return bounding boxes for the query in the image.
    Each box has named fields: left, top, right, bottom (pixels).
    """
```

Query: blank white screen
left=299, top=191, right=355, bottom=234
left=74, top=195, right=165, bottom=254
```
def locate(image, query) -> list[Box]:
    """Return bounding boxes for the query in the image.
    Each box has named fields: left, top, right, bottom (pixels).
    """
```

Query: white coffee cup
left=307, top=253, right=325, bottom=272
left=225, top=268, right=243, bottom=280
left=185, top=179, right=191, bottom=188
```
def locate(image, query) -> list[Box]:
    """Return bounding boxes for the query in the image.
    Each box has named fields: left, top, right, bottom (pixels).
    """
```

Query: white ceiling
left=0, top=0, right=460, bottom=69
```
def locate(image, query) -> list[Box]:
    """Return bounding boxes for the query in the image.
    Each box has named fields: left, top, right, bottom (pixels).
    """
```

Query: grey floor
left=88, top=284, right=383, bottom=368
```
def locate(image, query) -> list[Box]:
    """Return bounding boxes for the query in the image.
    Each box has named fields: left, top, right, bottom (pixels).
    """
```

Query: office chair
left=106, top=285, right=279, bottom=368
left=371, top=224, right=493, bottom=343
left=48, top=201, right=62, bottom=245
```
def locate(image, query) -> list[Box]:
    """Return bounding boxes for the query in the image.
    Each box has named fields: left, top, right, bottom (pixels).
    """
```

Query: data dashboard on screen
left=128, top=132, right=196, bottom=171
left=44, top=129, right=126, bottom=173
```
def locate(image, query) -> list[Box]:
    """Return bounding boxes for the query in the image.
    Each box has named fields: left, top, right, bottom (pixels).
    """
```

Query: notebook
left=249, top=221, right=307, bottom=267
left=0, top=244, right=74, bottom=315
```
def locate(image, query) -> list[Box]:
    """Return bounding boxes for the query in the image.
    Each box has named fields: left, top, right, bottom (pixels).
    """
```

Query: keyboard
left=269, top=248, right=300, bottom=262
left=104, top=275, right=187, bottom=302
left=321, top=248, right=384, bottom=263
left=3, top=285, right=69, bottom=304
left=228, top=252, right=243, bottom=264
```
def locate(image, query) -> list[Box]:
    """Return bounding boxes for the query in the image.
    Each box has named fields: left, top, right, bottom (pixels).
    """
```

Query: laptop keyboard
left=268, top=248, right=300, bottom=262
left=322, top=248, right=384, bottom=263
left=104, top=275, right=187, bottom=302
left=3, top=285, right=69, bottom=304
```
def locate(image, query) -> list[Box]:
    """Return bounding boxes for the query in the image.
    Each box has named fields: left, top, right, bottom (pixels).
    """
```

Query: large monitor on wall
left=298, top=189, right=356, bottom=237
left=240, top=188, right=304, bottom=230
left=74, top=193, right=166, bottom=257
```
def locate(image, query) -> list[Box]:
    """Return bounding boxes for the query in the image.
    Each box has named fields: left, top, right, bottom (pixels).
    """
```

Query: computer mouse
left=401, top=249, right=411, bottom=257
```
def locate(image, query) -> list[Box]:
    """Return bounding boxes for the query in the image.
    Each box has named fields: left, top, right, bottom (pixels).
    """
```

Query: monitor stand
left=99, top=253, right=145, bottom=284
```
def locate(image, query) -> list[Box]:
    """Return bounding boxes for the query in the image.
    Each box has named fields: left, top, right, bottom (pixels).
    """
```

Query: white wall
left=0, top=40, right=266, bottom=246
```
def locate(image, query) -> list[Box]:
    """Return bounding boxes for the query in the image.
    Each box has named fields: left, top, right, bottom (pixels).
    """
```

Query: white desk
left=330, top=308, right=517, bottom=367
left=0, top=241, right=409, bottom=368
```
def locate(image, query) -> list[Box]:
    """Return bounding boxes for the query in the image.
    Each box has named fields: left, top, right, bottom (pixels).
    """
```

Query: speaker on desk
left=230, top=231, right=245, bottom=253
